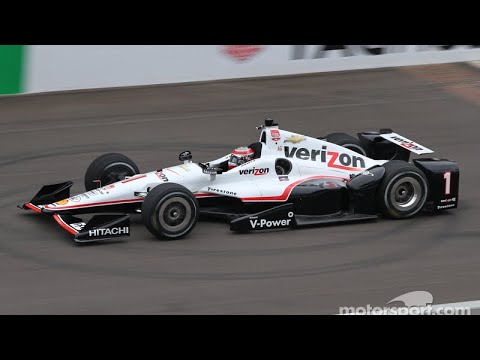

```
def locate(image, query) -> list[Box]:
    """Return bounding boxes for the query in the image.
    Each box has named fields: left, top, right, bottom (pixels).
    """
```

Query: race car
left=19, top=118, right=460, bottom=243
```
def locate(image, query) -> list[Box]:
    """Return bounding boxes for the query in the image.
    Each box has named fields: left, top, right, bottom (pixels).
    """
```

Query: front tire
left=377, top=160, right=428, bottom=219
left=142, top=183, right=199, bottom=240
left=84, top=153, right=140, bottom=191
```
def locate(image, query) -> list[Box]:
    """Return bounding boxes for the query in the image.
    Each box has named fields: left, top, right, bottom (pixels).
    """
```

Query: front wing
left=20, top=181, right=131, bottom=243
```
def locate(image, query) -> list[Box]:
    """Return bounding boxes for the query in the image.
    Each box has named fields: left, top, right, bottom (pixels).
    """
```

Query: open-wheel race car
left=19, top=118, right=460, bottom=243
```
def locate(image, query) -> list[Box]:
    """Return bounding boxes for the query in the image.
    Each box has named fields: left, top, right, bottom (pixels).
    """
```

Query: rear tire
left=84, top=153, right=140, bottom=191
left=377, top=160, right=428, bottom=219
left=322, top=133, right=367, bottom=156
left=142, top=183, right=199, bottom=240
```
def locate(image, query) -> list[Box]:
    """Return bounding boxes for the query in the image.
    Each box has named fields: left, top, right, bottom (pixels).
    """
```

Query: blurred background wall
left=2, top=45, right=480, bottom=95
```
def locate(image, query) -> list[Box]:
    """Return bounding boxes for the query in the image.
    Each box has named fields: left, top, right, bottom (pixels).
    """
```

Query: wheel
left=377, top=160, right=428, bottom=219
left=142, top=183, right=199, bottom=240
left=84, top=153, right=140, bottom=191
left=322, top=133, right=367, bottom=156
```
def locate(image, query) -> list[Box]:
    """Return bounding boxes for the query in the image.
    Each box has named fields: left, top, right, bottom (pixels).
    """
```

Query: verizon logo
left=390, top=136, right=424, bottom=151
left=239, top=167, right=270, bottom=176
left=285, top=146, right=365, bottom=171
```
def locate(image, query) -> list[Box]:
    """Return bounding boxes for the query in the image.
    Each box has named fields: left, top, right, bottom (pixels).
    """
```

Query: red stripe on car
left=24, top=203, right=42, bottom=213
left=121, top=175, right=147, bottom=183
left=45, top=198, right=143, bottom=210
left=241, top=175, right=347, bottom=202
left=165, top=168, right=180, bottom=176
left=53, top=214, right=78, bottom=235
left=195, top=193, right=220, bottom=198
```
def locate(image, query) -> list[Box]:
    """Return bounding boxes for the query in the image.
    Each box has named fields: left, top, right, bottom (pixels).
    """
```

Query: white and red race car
left=20, top=119, right=459, bottom=243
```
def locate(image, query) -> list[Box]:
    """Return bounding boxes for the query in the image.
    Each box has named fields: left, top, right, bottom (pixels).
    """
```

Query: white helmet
left=228, top=147, right=254, bottom=170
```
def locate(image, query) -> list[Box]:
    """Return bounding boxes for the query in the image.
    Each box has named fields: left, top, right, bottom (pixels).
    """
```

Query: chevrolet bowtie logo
left=284, top=135, right=306, bottom=144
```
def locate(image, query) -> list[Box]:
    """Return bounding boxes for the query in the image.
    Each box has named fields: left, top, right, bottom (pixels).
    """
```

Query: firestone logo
left=221, top=45, right=265, bottom=62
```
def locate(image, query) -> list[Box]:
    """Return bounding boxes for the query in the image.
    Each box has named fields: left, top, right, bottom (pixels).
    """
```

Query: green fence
left=0, top=45, right=25, bottom=95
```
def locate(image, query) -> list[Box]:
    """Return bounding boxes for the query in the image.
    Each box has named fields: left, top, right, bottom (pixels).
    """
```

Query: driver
left=228, top=146, right=254, bottom=170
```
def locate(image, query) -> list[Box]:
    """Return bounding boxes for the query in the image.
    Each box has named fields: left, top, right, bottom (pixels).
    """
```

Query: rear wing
left=380, top=132, right=434, bottom=155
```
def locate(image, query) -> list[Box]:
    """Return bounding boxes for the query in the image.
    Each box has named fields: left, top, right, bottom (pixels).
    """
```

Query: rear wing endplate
left=380, top=132, right=434, bottom=155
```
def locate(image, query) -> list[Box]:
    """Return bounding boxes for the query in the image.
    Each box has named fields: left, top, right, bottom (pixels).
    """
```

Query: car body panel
left=19, top=121, right=459, bottom=242
left=36, top=127, right=383, bottom=214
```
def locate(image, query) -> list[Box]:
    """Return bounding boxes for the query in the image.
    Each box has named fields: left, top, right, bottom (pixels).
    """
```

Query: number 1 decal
left=444, top=172, right=451, bottom=195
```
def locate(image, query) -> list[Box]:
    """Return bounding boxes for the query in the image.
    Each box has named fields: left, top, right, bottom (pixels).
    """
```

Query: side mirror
left=202, top=167, right=223, bottom=175
left=179, top=151, right=192, bottom=163
left=202, top=167, right=223, bottom=180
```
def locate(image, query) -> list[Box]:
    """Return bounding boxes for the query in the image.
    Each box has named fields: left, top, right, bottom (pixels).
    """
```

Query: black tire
left=142, top=183, right=199, bottom=240
left=377, top=160, right=429, bottom=219
left=323, top=133, right=367, bottom=156
left=84, top=153, right=140, bottom=191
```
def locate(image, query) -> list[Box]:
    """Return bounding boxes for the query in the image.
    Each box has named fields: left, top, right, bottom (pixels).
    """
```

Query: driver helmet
left=228, top=146, right=254, bottom=170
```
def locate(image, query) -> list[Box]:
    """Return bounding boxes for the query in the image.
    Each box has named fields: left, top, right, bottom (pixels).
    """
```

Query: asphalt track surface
left=1, top=63, right=480, bottom=314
